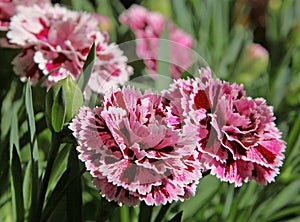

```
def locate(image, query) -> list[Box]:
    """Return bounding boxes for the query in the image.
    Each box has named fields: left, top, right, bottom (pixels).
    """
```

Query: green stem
left=120, top=206, right=129, bottom=222
left=138, top=202, right=153, bottom=222
left=36, top=131, right=61, bottom=220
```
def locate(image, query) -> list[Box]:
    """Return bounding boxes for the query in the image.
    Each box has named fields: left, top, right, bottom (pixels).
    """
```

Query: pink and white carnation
left=69, top=87, right=202, bottom=206
left=0, top=0, right=50, bottom=48
left=162, top=67, right=286, bottom=187
left=0, top=0, right=49, bottom=31
left=7, top=3, right=132, bottom=96
left=119, top=4, right=193, bottom=79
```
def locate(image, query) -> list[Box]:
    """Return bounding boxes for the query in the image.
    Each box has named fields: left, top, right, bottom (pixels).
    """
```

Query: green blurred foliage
left=0, top=0, right=300, bottom=221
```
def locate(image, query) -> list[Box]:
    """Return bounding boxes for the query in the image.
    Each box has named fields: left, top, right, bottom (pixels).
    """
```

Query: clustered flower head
left=119, top=4, right=194, bottom=79
left=70, top=67, right=285, bottom=206
left=6, top=3, right=132, bottom=97
left=0, top=0, right=49, bottom=31
left=163, top=68, right=286, bottom=186
left=1, top=0, right=286, bottom=208
left=69, top=87, right=202, bottom=206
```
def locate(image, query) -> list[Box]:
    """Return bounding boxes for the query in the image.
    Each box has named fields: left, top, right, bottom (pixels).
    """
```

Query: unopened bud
left=45, top=76, right=83, bottom=132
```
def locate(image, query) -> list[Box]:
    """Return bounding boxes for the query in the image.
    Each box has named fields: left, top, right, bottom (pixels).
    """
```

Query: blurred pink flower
left=7, top=3, right=132, bottom=97
left=246, top=43, right=269, bottom=66
left=0, top=0, right=49, bottom=31
left=119, top=4, right=194, bottom=79
left=162, top=67, right=286, bottom=186
left=69, top=87, right=201, bottom=206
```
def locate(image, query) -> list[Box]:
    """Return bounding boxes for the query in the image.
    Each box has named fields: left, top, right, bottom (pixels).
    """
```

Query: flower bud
left=46, top=76, right=83, bottom=132
left=237, top=43, right=269, bottom=83
left=92, top=14, right=111, bottom=32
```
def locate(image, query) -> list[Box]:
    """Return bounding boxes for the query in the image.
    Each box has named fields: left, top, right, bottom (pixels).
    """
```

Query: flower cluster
left=119, top=4, right=193, bottom=79
left=0, top=0, right=49, bottom=31
left=70, top=68, right=285, bottom=206
left=6, top=3, right=132, bottom=97
left=163, top=68, right=286, bottom=186
left=69, top=87, right=202, bottom=206
left=1, top=1, right=286, bottom=208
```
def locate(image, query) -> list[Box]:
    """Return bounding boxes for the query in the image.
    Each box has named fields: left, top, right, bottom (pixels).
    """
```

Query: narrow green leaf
left=154, top=203, right=171, bottom=222
left=20, top=117, right=47, bottom=148
left=77, top=42, right=96, bottom=92
left=266, top=205, right=300, bottom=221
left=270, top=66, right=291, bottom=107
left=180, top=62, right=202, bottom=79
left=25, top=79, right=39, bottom=220
left=66, top=148, right=82, bottom=222
left=37, top=132, right=61, bottom=220
left=125, top=76, right=156, bottom=92
left=212, top=1, right=228, bottom=61
left=237, top=182, right=259, bottom=209
left=45, top=87, right=54, bottom=130
left=42, top=168, right=71, bottom=220
left=51, top=87, right=66, bottom=132
left=222, top=185, right=234, bottom=219
left=95, top=197, right=119, bottom=222
left=9, top=106, right=20, bottom=152
left=120, top=206, right=129, bottom=222
left=168, top=211, right=183, bottom=222
left=42, top=168, right=84, bottom=221
left=287, top=112, right=300, bottom=155
left=48, top=144, right=70, bottom=192
left=1, top=81, right=18, bottom=139
left=286, top=216, right=300, bottom=222
left=180, top=176, right=220, bottom=220
left=23, top=162, right=32, bottom=219
left=25, top=80, right=36, bottom=146
left=10, top=145, right=24, bottom=222
left=172, top=0, right=194, bottom=36
left=138, top=202, right=153, bottom=222
left=250, top=180, right=300, bottom=222
left=70, top=0, right=94, bottom=12
left=156, top=24, right=172, bottom=91
left=180, top=70, right=194, bottom=80
left=25, top=80, right=39, bottom=162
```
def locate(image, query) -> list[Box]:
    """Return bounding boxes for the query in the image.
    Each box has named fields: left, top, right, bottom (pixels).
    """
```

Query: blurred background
left=1, top=0, right=300, bottom=221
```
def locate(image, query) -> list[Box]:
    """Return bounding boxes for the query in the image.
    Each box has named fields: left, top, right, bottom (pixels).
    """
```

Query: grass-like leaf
left=9, top=106, right=20, bottom=152
left=51, top=87, right=66, bottom=132
left=42, top=168, right=71, bottom=220
left=66, top=148, right=82, bottom=221
left=120, top=206, right=129, bottom=222
left=10, top=145, right=24, bottom=222
left=154, top=203, right=171, bottom=222
left=287, top=112, right=300, bottom=156
left=77, top=42, right=96, bottom=92
left=48, top=144, right=70, bottom=192
left=168, top=211, right=183, bottom=222
left=23, top=162, right=32, bottom=219
left=156, top=23, right=172, bottom=91
left=261, top=179, right=300, bottom=218
left=138, top=202, right=153, bottom=222
left=42, top=166, right=84, bottom=220
left=25, top=79, right=39, bottom=220
left=172, top=0, right=194, bottom=36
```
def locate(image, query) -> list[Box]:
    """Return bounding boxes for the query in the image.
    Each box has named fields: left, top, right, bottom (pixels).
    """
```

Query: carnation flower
left=0, top=0, right=49, bottom=31
left=7, top=3, right=132, bottom=97
left=119, top=4, right=193, bottom=79
left=0, top=0, right=50, bottom=48
left=162, top=67, right=286, bottom=186
left=69, top=87, right=201, bottom=206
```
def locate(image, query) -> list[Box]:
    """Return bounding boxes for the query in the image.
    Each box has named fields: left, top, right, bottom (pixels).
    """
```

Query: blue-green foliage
left=0, top=0, right=299, bottom=221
